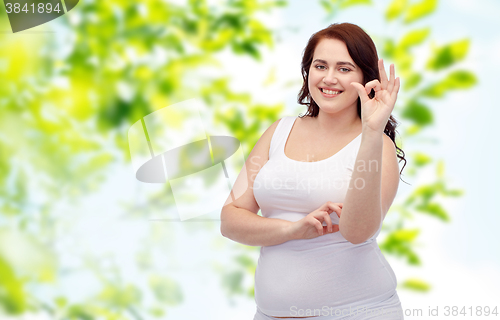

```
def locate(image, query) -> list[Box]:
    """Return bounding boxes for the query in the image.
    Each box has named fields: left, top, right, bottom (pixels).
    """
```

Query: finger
left=378, top=59, right=388, bottom=89
left=318, top=202, right=330, bottom=213
left=323, top=224, right=340, bottom=234
left=320, top=202, right=335, bottom=214
left=323, top=210, right=333, bottom=233
left=314, top=209, right=330, bottom=217
left=390, top=77, right=400, bottom=102
left=350, top=82, right=370, bottom=104
left=313, top=209, right=329, bottom=224
left=364, top=79, right=382, bottom=95
left=316, top=220, right=324, bottom=236
left=387, top=64, right=395, bottom=93
left=325, top=201, right=342, bottom=218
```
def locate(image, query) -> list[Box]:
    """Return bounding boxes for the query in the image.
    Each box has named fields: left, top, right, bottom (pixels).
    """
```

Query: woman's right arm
left=220, top=119, right=297, bottom=247
left=220, top=119, right=340, bottom=246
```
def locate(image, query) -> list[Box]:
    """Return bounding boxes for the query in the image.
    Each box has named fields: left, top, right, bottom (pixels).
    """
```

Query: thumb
left=350, top=82, right=369, bottom=104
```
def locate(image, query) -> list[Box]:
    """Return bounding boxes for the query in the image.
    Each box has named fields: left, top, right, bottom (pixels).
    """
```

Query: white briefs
left=252, top=116, right=403, bottom=319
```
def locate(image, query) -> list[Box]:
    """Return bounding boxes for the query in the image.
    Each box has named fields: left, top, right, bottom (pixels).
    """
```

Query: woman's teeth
left=322, top=89, right=342, bottom=95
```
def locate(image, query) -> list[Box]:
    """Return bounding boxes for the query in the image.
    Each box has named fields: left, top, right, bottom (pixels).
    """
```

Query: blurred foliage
left=379, top=0, right=472, bottom=293
left=403, top=0, right=437, bottom=23
left=0, top=0, right=285, bottom=317
left=401, top=278, right=431, bottom=292
left=0, top=257, right=26, bottom=314
left=0, top=0, right=475, bottom=318
left=380, top=228, right=421, bottom=265
left=320, top=0, right=372, bottom=20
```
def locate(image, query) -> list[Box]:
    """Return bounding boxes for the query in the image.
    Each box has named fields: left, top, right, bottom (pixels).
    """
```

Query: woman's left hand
left=351, top=59, right=400, bottom=133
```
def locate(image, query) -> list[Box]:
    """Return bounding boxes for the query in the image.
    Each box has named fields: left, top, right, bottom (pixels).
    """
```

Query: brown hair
left=297, top=22, right=407, bottom=178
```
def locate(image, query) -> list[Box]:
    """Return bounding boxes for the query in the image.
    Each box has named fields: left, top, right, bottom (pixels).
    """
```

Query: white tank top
left=253, top=116, right=398, bottom=317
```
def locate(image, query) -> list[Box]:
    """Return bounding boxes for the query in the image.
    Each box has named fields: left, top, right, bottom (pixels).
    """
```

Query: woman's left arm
left=339, top=128, right=400, bottom=244
left=339, top=59, right=401, bottom=244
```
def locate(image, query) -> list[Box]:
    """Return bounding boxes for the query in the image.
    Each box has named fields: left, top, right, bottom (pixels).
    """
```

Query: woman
left=220, top=23, right=407, bottom=319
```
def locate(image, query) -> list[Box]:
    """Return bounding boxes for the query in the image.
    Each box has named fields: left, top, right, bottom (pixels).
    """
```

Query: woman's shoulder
left=250, top=116, right=296, bottom=159
left=258, top=117, right=283, bottom=145
left=260, top=116, right=297, bottom=139
left=262, top=115, right=302, bottom=139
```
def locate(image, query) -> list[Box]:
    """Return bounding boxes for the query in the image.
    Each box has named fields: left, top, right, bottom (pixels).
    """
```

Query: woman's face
left=308, top=38, right=364, bottom=115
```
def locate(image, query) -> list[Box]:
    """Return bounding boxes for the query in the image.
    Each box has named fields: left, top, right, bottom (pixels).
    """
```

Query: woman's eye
left=340, top=68, right=351, bottom=72
left=315, top=65, right=326, bottom=70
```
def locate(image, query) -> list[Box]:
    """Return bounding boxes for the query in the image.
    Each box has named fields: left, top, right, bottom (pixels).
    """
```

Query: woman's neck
left=312, top=108, right=362, bottom=136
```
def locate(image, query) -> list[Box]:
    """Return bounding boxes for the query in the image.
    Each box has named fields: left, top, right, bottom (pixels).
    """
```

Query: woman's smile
left=308, top=38, right=364, bottom=114
left=319, top=88, right=343, bottom=98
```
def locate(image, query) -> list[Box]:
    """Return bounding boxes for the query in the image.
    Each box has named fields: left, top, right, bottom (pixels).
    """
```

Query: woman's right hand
left=287, top=202, right=343, bottom=240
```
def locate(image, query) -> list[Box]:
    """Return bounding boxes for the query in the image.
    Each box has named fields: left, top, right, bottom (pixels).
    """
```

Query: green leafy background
left=1, top=0, right=499, bottom=318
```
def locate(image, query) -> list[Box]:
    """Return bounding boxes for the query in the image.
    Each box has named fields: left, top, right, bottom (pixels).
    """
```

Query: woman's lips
left=320, top=88, right=343, bottom=98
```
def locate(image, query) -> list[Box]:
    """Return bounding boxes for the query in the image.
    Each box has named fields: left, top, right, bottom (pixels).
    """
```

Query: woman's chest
left=285, top=135, right=356, bottom=163
left=254, top=158, right=356, bottom=213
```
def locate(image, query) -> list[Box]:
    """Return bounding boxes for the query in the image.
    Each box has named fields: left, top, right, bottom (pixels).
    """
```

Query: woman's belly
left=254, top=234, right=397, bottom=317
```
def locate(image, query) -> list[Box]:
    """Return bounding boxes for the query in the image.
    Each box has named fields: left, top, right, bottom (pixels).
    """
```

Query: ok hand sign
left=351, top=59, right=400, bottom=133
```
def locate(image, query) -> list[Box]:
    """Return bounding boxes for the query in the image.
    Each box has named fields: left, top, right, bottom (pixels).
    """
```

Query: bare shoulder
left=251, top=118, right=283, bottom=158
left=246, top=117, right=283, bottom=170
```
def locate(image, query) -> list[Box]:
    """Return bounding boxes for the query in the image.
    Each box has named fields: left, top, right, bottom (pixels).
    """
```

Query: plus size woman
left=221, top=23, right=407, bottom=320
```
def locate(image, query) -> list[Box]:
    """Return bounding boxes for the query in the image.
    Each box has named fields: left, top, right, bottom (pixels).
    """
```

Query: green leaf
left=392, top=229, right=420, bottom=242
left=339, top=0, right=372, bottom=9
left=222, top=270, right=245, bottom=294
left=235, top=254, right=255, bottom=268
left=413, top=152, right=432, bottom=166
left=401, top=100, right=433, bottom=125
left=54, top=297, right=68, bottom=308
left=404, top=0, right=437, bottom=23
left=436, top=159, right=445, bottom=178
left=415, top=202, right=450, bottom=221
left=247, top=285, right=255, bottom=298
left=399, top=28, right=430, bottom=50
left=385, top=0, right=408, bottom=21
left=0, top=257, right=26, bottom=314
left=445, top=189, right=464, bottom=197
left=66, top=305, right=94, bottom=320
left=319, top=0, right=371, bottom=13
left=413, top=185, right=435, bottom=202
left=421, top=70, right=477, bottom=97
left=99, top=284, right=142, bottom=308
left=383, top=39, right=396, bottom=58
left=427, top=39, right=470, bottom=70
left=149, top=307, right=165, bottom=317
left=406, top=124, right=422, bottom=135
left=232, top=41, right=261, bottom=60
left=393, top=49, right=414, bottom=71
left=149, top=276, right=183, bottom=305
left=403, top=72, right=422, bottom=90
left=275, top=0, right=288, bottom=7
left=402, top=278, right=431, bottom=292
left=380, top=229, right=421, bottom=265
left=319, top=0, right=334, bottom=13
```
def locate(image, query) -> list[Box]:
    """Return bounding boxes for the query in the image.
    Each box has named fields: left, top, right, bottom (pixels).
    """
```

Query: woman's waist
left=257, top=239, right=385, bottom=272
left=255, top=241, right=396, bottom=293
left=254, top=270, right=397, bottom=318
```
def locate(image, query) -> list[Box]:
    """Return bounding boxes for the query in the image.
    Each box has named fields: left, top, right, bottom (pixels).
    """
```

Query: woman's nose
left=322, top=72, right=338, bottom=84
